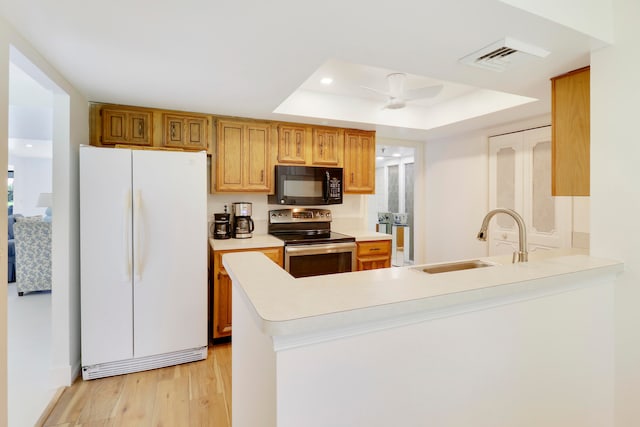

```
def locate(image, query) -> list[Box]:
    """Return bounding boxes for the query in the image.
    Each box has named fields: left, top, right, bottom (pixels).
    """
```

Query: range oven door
left=284, top=242, right=356, bottom=278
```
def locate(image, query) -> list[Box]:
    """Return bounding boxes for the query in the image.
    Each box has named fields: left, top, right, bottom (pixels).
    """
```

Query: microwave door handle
left=324, top=171, right=330, bottom=202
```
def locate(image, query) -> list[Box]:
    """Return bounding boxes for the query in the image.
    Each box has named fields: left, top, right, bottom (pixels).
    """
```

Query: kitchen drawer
left=357, top=240, right=391, bottom=256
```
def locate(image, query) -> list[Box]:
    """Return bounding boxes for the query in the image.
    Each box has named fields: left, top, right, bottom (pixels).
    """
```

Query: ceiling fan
left=361, top=73, right=443, bottom=109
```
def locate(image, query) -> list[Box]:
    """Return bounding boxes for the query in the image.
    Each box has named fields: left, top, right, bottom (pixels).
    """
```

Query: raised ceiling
left=0, top=0, right=604, bottom=140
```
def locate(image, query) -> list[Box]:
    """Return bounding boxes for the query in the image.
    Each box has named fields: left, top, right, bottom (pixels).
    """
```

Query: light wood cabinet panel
left=356, top=240, right=391, bottom=271
left=212, top=247, right=283, bottom=339
left=312, top=128, right=340, bottom=165
left=344, top=130, right=376, bottom=193
left=551, top=66, right=590, bottom=196
left=214, top=120, right=271, bottom=192
left=100, top=106, right=153, bottom=146
left=162, top=113, right=209, bottom=150
left=278, top=125, right=306, bottom=164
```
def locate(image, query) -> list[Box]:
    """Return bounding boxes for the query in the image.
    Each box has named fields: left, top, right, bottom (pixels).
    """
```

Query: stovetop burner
left=270, top=230, right=355, bottom=246
left=268, top=208, right=355, bottom=246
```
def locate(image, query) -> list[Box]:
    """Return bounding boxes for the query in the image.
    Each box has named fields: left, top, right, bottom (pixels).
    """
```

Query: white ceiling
left=0, top=0, right=603, bottom=141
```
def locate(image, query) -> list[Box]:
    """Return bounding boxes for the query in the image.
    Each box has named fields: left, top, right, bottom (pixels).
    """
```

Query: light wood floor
left=41, top=343, right=232, bottom=427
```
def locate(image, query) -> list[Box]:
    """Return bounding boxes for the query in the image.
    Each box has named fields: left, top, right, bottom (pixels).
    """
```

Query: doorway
left=369, top=144, right=416, bottom=266
left=7, top=49, right=56, bottom=427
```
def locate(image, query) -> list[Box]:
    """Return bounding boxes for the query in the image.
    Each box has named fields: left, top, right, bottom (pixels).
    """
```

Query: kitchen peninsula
left=225, top=251, right=622, bottom=427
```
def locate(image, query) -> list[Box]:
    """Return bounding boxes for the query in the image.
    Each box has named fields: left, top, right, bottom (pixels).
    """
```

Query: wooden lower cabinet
left=356, top=240, right=391, bottom=271
left=212, top=246, right=283, bottom=339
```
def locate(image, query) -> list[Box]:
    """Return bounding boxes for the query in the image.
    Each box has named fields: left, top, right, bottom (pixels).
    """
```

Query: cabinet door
left=552, top=67, right=590, bottom=196
left=216, top=120, right=245, bottom=191
left=101, top=107, right=153, bottom=146
left=278, top=125, right=306, bottom=164
left=216, top=269, right=233, bottom=337
left=245, top=123, right=271, bottom=191
left=357, top=256, right=391, bottom=271
left=312, top=128, right=340, bottom=165
left=344, top=131, right=375, bottom=193
left=488, top=127, right=571, bottom=256
left=163, top=114, right=209, bottom=150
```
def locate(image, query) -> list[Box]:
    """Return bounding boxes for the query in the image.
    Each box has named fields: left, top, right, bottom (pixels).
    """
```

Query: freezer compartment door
left=80, top=146, right=134, bottom=365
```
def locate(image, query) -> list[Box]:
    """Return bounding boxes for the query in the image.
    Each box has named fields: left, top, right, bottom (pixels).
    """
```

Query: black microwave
left=268, top=165, right=343, bottom=205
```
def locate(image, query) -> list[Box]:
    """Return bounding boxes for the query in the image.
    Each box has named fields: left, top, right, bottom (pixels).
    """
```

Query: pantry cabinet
left=551, top=66, right=590, bottom=196
left=488, top=126, right=571, bottom=255
left=356, top=240, right=391, bottom=271
left=344, top=130, right=376, bottom=193
left=212, top=247, right=283, bottom=339
left=214, top=119, right=271, bottom=192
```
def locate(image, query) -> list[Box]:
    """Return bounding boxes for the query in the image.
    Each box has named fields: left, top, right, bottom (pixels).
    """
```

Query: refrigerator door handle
left=134, top=190, right=143, bottom=281
left=124, top=189, right=132, bottom=281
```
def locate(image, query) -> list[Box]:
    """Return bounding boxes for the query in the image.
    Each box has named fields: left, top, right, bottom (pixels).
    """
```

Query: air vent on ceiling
left=459, top=37, right=550, bottom=72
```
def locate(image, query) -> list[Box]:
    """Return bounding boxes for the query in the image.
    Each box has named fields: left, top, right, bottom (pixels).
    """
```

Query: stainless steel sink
left=416, top=259, right=496, bottom=274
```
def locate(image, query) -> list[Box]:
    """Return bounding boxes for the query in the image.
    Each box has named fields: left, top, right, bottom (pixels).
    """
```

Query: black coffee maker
left=212, top=209, right=231, bottom=240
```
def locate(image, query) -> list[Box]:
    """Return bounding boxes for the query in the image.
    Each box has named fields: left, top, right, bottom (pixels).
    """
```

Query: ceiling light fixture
left=26, top=144, right=33, bottom=148
left=392, top=153, right=401, bottom=157
left=376, top=156, right=384, bottom=160
left=320, top=77, right=333, bottom=85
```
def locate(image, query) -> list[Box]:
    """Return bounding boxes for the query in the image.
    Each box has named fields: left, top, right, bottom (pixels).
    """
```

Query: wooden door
left=245, top=123, right=271, bottom=191
left=344, top=131, right=375, bottom=193
left=312, top=128, right=340, bottom=165
left=216, top=269, right=233, bottom=337
left=216, top=120, right=244, bottom=191
left=278, top=125, right=306, bottom=164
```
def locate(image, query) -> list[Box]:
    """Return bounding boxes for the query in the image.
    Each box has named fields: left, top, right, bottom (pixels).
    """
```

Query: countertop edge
left=223, top=252, right=623, bottom=339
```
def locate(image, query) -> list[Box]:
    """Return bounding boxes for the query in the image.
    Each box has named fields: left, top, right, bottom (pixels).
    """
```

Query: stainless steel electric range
left=268, top=208, right=356, bottom=278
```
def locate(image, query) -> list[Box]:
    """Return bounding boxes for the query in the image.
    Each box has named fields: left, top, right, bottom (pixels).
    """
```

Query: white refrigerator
left=80, top=145, right=208, bottom=380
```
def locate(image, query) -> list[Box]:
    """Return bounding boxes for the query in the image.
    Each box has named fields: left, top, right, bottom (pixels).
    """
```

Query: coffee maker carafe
left=231, top=202, right=254, bottom=239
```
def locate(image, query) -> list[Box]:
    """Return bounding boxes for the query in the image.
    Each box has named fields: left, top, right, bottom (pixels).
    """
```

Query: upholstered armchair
left=8, top=213, right=23, bottom=282
left=13, top=219, right=52, bottom=296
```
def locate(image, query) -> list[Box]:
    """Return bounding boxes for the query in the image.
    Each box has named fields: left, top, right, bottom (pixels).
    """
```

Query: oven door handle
left=285, top=242, right=356, bottom=256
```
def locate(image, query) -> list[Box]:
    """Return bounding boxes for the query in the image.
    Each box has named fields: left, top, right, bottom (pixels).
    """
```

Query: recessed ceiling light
left=376, top=156, right=384, bottom=160
left=26, top=144, right=33, bottom=148
left=392, top=153, right=401, bottom=157
left=320, top=77, right=333, bottom=85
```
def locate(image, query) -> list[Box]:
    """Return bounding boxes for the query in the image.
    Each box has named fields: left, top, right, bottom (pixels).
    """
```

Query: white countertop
left=223, top=249, right=623, bottom=337
left=209, top=235, right=284, bottom=251
left=334, top=229, right=392, bottom=241
left=210, top=230, right=389, bottom=251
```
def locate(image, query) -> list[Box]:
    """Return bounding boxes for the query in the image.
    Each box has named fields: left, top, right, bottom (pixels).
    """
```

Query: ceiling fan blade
left=404, top=84, right=443, bottom=101
left=360, top=85, right=391, bottom=98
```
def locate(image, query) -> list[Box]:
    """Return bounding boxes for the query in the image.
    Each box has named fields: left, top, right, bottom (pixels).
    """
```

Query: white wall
left=424, top=131, right=489, bottom=263
left=0, top=23, right=9, bottom=427
left=9, top=155, right=51, bottom=216
left=590, top=1, right=640, bottom=425
left=0, top=19, right=89, bottom=423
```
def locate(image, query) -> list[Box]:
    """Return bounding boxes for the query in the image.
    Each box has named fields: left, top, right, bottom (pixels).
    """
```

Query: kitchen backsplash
left=207, top=193, right=369, bottom=235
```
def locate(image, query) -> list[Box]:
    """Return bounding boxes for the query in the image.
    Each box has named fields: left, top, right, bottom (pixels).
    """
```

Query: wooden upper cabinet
left=162, top=113, right=209, bottom=150
left=551, top=66, right=590, bottom=196
left=277, top=125, right=306, bottom=164
left=214, top=119, right=271, bottom=192
left=344, top=130, right=376, bottom=193
left=100, top=106, right=153, bottom=146
left=312, top=128, right=340, bottom=166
